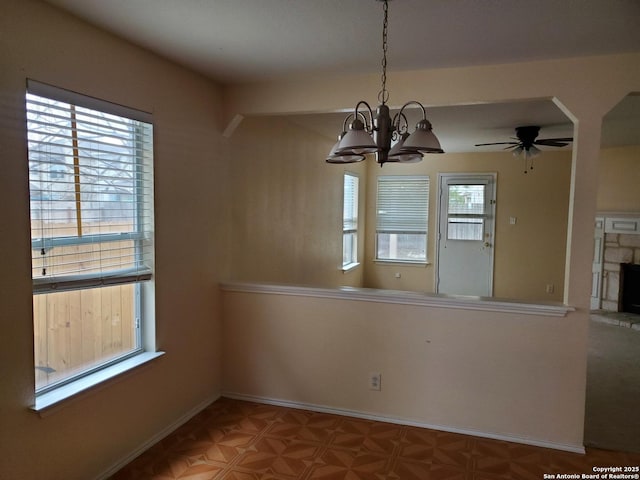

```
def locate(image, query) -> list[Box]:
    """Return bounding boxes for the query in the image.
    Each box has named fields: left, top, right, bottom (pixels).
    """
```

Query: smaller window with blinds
left=26, top=80, right=154, bottom=394
left=342, top=173, right=359, bottom=269
left=376, top=175, right=429, bottom=263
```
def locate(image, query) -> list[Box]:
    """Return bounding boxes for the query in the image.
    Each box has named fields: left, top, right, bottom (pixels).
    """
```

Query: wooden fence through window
left=31, top=219, right=138, bottom=390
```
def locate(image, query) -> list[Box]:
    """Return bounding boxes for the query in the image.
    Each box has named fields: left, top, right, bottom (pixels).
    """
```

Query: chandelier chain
left=325, top=0, right=443, bottom=165
left=378, top=0, right=389, bottom=105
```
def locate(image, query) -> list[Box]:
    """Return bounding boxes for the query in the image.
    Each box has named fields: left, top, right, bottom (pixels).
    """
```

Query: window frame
left=342, top=172, right=360, bottom=271
left=25, top=80, right=159, bottom=409
left=375, top=175, right=430, bottom=264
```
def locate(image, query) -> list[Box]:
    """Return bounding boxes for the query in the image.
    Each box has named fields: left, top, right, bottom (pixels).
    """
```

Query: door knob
left=484, top=242, right=492, bottom=247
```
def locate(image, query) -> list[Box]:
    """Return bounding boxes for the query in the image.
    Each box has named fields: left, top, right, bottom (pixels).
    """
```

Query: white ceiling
left=44, top=0, right=640, bottom=85
left=44, top=0, right=640, bottom=152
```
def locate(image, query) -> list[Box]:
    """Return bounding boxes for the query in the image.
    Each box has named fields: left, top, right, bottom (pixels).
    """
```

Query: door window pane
left=447, top=218, right=484, bottom=240
left=448, top=185, right=485, bottom=214
left=447, top=184, right=485, bottom=241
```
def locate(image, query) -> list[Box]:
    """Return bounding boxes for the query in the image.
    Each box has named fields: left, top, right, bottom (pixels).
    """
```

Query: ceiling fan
left=475, top=126, right=573, bottom=173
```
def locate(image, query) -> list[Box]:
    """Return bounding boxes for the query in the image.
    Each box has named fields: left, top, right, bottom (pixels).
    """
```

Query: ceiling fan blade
left=534, top=140, right=570, bottom=147
left=538, top=137, right=573, bottom=142
left=474, top=142, right=519, bottom=146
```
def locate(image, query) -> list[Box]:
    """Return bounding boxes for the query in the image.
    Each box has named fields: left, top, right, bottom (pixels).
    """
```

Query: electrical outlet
left=546, top=284, right=554, bottom=294
left=369, top=372, right=381, bottom=391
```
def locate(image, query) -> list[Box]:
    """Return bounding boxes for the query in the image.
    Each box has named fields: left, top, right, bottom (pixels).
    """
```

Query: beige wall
left=597, top=145, right=640, bottom=212
left=0, top=1, right=229, bottom=479
left=228, top=116, right=367, bottom=288
left=222, top=288, right=587, bottom=450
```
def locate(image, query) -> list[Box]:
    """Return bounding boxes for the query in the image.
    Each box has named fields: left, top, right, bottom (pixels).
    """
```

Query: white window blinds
left=343, top=173, right=359, bottom=233
left=26, top=80, right=154, bottom=294
left=376, top=176, right=429, bottom=234
left=342, top=173, right=359, bottom=267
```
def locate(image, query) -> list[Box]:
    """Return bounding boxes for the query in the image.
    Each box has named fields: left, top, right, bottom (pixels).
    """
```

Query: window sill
left=342, top=262, right=360, bottom=272
left=32, top=351, right=165, bottom=416
left=374, top=259, right=430, bottom=266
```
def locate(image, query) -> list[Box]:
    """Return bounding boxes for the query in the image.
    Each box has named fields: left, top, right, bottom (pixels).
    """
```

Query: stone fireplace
left=621, top=263, right=640, bottom=314
left=601, top=232, right=640, bottom=311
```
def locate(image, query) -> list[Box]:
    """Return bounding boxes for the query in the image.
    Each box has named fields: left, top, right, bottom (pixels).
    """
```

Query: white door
left=436, top=173, right=496, bottom=296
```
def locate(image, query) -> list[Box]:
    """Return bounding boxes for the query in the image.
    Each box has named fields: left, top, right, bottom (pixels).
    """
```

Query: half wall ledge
left=220, top=282, right=575, bottom=317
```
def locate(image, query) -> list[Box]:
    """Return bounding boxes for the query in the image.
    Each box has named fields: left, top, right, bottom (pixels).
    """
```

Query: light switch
left=509, top=216, right=517, bottom=225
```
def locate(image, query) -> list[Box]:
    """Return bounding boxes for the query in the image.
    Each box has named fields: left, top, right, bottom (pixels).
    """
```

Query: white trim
left=33, top=351, right=165, bottom=414
left=341, top=262, right=360, bottom=272
left=220, top=281, right=574, bottom=317
left=223, top=392, right=586, bottom=455
left=95, top=393, right=221, bottom=480
left=599, top=212, right=640, bottom=235
left=27, top=78, right=153, bottom=123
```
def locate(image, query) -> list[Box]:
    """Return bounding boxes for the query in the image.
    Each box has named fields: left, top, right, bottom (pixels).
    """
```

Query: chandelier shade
left=326, top=0, right=444, bottom=166
left=335, top=118, right=379, bottom=155
left=326, top=148, right=366, bottom=163
left=387, top=132, right=423, bottom=163
left=326, top=136, right=366, bottom=163
left=401, top=119, right=444, bottom=154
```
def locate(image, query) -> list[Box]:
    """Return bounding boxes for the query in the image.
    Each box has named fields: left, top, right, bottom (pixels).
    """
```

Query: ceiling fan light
left=335, top=118, right=378, bottom=155
left=401, top=119, right=444, bottom=154
left=528, top=145, right=541, bottom=158
left=512, top=146, right=524, bottom=157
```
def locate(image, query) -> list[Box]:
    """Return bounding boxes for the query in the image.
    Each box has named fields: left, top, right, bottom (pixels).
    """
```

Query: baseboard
left=223, top=391, right=586, bottom=455
left=95, top=393, right=221, bottom=480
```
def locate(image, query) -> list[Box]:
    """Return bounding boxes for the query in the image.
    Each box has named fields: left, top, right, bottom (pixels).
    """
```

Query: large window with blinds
left=342, top=173, right=359, bottom=269
left=26, top=80, right=154, bottom=394
left=376, top=175, right=429, bottom=262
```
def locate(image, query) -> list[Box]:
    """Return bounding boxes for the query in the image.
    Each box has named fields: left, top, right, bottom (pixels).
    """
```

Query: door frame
left=435, top=172, right=497, bottom=295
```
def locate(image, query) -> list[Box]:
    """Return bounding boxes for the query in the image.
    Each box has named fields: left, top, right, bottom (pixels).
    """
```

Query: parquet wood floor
left=110, top=397, right=640, bottom=479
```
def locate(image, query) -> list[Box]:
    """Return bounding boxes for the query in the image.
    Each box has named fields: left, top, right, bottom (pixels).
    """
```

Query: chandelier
left=326, top=0, right=444, bottom=166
